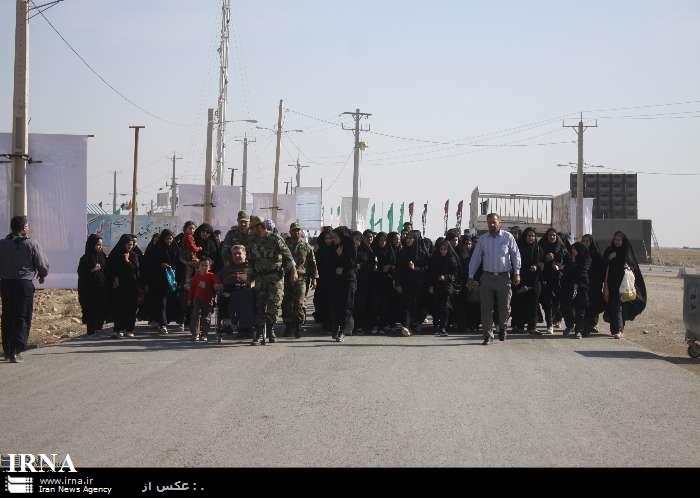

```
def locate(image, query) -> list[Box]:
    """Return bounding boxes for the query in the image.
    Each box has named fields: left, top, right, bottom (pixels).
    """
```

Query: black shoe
left=498, top=332, right=506, bottom=341
left=294, top=324, right=301, bottom=339
left=9, top=354, right=22, bottom=363
left=481, top=338, right=491, bottom=346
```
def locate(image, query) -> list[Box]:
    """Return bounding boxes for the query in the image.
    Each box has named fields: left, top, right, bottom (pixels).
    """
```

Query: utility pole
left=11, top=0, right=29, bottom=217
left=342, top=108, right=371, bottom=230
left=288, top=157, right=309, bottom=192
left=204, top=108, right=214, bottom=224
left=215, top=0, right=231, bottom=186
left=112, top=171, right=117, bottom=214
left=563, top=113, right=597, bottom=241
left=170, top=152, right=182, bottom=216
left=234, top=135, right=255, bottom=211
left=128, top=125, right=145, bottom=235
left=272, top=99, right=283, bottom=224
left=228, top=167, right=238, bottom=186
left=284, top=178, right=293, bottom=195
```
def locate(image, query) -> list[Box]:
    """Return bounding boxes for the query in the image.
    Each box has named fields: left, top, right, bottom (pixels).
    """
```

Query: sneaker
left=159, top=326, right=168, bottom=335
left=201, top=335, right=208, bottom=343
left=554, top=321, right=563, bottom=330
left=9, top=354, right=22, bottom=363
left=528, top=327, right=541, bottom=335
left=482, top=337, right=492, bottom=345
left=126, top=331, right=135, bottom=338
left=613, top=333, right=621, bottom=339
left=545, top=326, right=554, bottom=335
left=179, top=323, right=186, bottom=332
left=440, top=330, right=449, bottom=337
left=575, top=331, right=583, bottom=339
left=400, top=326, right=411, bottom=337
left=336, top=333, right=344, bottom=343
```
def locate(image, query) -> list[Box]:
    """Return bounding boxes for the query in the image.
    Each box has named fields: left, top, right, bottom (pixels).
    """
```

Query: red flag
left=456, top=200, right=463, bottom=218
left=127, top=199, right=133, bottom=210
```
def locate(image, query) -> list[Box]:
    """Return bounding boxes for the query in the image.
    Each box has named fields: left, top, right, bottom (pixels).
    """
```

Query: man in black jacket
left=0, top=216, right=49, bottom=363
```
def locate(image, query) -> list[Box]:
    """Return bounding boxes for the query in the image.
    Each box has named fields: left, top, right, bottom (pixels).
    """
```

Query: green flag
left=397, top=202, right=405, bottom=231
left=387, top=203, right=394, bottom=233
left=369, top=203, right=376, bottom=229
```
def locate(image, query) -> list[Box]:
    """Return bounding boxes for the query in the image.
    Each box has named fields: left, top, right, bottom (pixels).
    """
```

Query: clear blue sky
left=1, top=0, right=699, bottom=245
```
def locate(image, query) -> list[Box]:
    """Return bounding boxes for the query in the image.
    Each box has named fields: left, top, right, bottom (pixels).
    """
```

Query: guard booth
left=468, top=187, right=553, bottom=236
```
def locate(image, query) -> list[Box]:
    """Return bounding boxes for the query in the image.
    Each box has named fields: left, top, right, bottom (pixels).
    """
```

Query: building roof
left=87, top=203, right=110, bottom=215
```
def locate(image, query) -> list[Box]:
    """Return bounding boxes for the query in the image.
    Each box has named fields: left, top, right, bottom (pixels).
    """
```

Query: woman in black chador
left=329, top=227, right=358, bottom=342
left=146, top=229, right=179, bottom=335
left=397, top=230, right=429, bottom=335
left=602, top=231, right=647, bottom=339
left=77, top=234, right=108, bottom=334
left=428, top=239, right=459, bottom=336
left=538, top=228, right=568, bottom=335
left=354, top=229, right=376, bottom=334
left=106, top=234, right=141, bottom=338
left=371, top=232, right=397, bottom=334
left=581, top=234, right=605, bottom=334
left=512, top=227, right=543, bottom=334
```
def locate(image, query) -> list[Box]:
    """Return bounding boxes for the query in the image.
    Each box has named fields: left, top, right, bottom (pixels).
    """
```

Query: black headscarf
left=539, top=227, right=568, bottom=265
left=107, top=234, right=140, bottom=279
left=82, top=234, right=104, bottom=269
left=429, top=239, right=459, bottom=283
left=372, top=232, right=396, bottom=270
left=78, top=234, right=107, bottom=286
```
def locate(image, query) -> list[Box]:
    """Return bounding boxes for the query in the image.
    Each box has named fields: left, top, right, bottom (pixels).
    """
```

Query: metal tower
left=215, top=0, right=231, bottom=186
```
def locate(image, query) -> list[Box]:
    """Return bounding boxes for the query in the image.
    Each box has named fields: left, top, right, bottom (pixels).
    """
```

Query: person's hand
left=438, top=275, right=446, bottom=281
left=335, top=267, right=343, bottom=276
left=513, top=274, right=521, bottom=286
left=310, top=278, right=317, bottom=289
left=93, top=263, right=102, bottom=272
left=553, top=264, right=560, bottom=272
left=529, top=265, right=537, bottom=272
left=290, top=268, right=299, bottom=282
left=123, top=253, right=130, bottom=263
left=408, top=260, right=415, bottom=270
left=250, top=280, right=256, bottom=288
left=38, top=276, right=45, bottom=284
left=161, top=263, right=171, bottom=268
left=608, top=252, right=616, bottom=261
left=467, top=278, right=476, bottom=290
left=545, top=252, right=554, bottom=262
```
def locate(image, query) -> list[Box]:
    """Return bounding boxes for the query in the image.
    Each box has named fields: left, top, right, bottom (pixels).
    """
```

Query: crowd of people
left=0, top=210, right=648, bottom=363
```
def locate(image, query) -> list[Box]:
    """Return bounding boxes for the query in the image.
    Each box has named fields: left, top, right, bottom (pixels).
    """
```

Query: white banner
left=251, top=193, right=296, bottom=233
left=340, top=196, right=369, bottom=231
left=295, top=187, right=322, bottom=232
left=0, top=133, right=88, bottom=289
left=156, top=192, right=170, bottom=207
left=569, top=197, right=594, bottom=239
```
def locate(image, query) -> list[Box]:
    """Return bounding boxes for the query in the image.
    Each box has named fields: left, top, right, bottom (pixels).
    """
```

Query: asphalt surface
left=2, top=322, right=699, bottom=467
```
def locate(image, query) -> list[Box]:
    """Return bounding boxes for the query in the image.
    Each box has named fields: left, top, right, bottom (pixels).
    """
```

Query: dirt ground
left=2, top=273, right=697, bottom=374
left=655, top=247, right=700, bottom=268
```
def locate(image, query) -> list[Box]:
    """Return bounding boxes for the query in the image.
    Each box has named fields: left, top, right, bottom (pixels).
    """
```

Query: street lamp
left=209, top=118, right=258, bottom=125
left=255, top=125, right=303, bottom=134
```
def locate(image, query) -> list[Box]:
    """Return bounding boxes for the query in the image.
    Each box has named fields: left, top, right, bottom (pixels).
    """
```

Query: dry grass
left=653, top=247, right=700, bottom=268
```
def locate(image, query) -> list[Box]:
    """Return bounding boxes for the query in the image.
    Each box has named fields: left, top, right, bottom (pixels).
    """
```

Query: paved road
left=2, top=322, right=699, bottom=467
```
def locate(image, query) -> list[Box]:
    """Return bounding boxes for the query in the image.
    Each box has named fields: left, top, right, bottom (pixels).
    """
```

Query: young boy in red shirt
left=187, top=258, right=222, bottom=342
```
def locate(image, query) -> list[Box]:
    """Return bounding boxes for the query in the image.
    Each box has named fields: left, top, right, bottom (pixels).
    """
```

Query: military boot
left=251, top=324, right=263, bottom=346
left=267, top=321, right=276, bottom=343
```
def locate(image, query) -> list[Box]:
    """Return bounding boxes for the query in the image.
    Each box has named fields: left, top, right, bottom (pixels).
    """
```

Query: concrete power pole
left=204, top=108, right=214, bottom=224
left=11, top=0, right=29, bottom=218
left=170, top=152, right=182, bottom=216
left=563, top=113, right=597, bottom=241
left=215, top=0, right=231, bottom=186
left=128, top=126, right=145, bottom=235
left=342, top=108, right=372, bottom=230
left=112, top=171, right=117, bottom=214
left=288, top=157, right=309, bottom=192
left=272, top=99, right=283, bottom=225
left=234, top=135, right=255, bottom=211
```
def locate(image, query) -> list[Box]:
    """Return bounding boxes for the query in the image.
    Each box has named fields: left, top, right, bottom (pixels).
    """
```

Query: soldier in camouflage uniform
left=221, top=210, right=252, bottom=266
left=282, top=222, right=318, bottom=338
left=248, top=219, right=297, bottom=345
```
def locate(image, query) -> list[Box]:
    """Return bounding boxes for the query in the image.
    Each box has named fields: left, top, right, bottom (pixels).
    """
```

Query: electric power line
left=29, top=0, right=196, bottom=127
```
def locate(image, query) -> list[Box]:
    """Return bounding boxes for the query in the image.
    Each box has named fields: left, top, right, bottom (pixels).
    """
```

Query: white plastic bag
left=619, top=265, right=637, bottom=303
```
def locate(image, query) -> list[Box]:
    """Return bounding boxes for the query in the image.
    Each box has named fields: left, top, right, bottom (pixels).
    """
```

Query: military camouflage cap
left=289, top=222, right=301, bottom=231
left=237, top=210, right=250, bottom=222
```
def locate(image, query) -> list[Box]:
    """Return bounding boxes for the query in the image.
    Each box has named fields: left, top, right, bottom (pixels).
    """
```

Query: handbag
left=164, top=267, right=178, bottom=294
left=619, top=265, right=637, bottom=303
